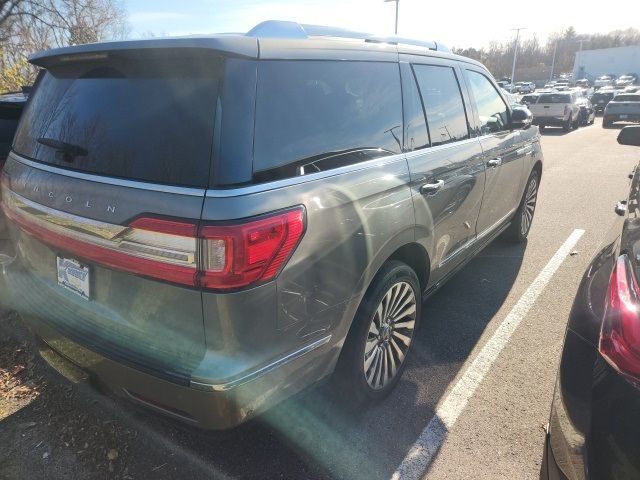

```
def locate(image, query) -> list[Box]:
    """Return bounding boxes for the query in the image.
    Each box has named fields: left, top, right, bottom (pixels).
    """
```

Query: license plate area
left=56, top=256, right=90, bottom=300
left=620, top=114, right=629, bottom=119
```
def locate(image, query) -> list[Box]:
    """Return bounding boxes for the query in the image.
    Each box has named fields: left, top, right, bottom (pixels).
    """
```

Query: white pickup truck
left=529, top=92, right=580, bottom=132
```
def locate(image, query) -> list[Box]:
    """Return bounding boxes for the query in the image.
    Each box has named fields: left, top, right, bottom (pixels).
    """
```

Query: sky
left=125, top=0, right=640, bottom=49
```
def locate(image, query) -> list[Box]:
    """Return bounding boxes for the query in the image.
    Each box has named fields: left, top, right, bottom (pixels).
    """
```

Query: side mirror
left=618, top=126, right=640, bottom=147
left=511, top=107, right=532, bottom=130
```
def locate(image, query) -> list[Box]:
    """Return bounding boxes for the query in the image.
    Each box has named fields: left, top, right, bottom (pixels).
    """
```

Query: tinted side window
left=412, top=64, right=469, bottom=147
left=400, top=63, right=429, bottom=151
left=466, top=70, right=509, bottom=135
left=253, top=61, right=402, bottom=182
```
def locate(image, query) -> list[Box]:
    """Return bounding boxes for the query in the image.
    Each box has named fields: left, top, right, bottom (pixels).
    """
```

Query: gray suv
left=0, top=21, right=543, bottom=429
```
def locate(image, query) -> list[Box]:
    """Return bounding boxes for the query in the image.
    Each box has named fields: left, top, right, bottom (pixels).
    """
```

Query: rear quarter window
left=252, top=60, right=402, bottom=182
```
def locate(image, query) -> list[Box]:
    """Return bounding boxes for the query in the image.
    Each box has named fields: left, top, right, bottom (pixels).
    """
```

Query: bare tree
left=0, top=0, right=129, bottom=91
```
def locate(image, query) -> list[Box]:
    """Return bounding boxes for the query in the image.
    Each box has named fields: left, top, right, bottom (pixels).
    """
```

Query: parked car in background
left=576, top=96, right=595, bottom=126
left=530, top=92, right=580, bottom=132
left=520, top=93, right=540, bottom=106
left=575, top=78, right=590, bottom=89
left=540, top=125, right=640, bottom=480
left=603, top=93, right=640, bottom=127
left=0, top=21, right=544, bottom=430
left=0, top=89, right=29, bottom=241
left=591, top=90, right=617, bottom=114
left=616, top=73, right=638, bottom=88
left=624, top=85, right=640, bottom=94
left=554, top=81, right=570, bottom=91
left=520, top=82, right=535, bottom=94
left=0, top=90, right=28, bottom=167
left=595, top=74, right=617, bottom=89
left=544, top=82, right=556, bottom=89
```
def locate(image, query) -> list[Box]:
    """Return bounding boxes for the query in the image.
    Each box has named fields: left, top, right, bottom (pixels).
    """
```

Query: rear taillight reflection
left=600, top=254, right=640, bottom=384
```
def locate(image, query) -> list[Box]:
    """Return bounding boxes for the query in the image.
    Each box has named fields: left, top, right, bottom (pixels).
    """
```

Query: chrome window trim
left=8, top=153, right=208, bottom=197
left=190, top=334, right=332, bottom=392
left=206, top=153, right=409, bottom=198
left=9, top=151, right=410, bottom=199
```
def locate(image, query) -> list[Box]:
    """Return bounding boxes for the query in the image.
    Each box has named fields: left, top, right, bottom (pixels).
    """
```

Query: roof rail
left=246, top=20, right=450, bottom=53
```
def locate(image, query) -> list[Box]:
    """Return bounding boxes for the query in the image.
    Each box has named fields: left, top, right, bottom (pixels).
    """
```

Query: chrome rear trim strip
left=9, top=153, right=208, bottom=197
left=190, top=335, right=332, bottom=392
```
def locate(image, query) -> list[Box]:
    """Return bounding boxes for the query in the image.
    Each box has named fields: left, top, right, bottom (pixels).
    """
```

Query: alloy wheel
left=363, top=281, right=417, bottom=390
left=521, top=175, right=538, bottom=236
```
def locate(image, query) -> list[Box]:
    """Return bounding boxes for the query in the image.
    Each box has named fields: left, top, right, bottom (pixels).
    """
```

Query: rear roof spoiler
left=28, top=36, right=259, bottom=68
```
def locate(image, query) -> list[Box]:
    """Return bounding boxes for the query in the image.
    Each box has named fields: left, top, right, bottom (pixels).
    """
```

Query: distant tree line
left=0, top=0, right=128, bottom=92
left=453, top=27, right=640, bottom=79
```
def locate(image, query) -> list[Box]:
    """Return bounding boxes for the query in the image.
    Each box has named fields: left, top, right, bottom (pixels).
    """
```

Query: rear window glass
left=613, top=95, right=640, bottom=102
left=253, top=61, right=402, bottom=181
left=537, top=94, right=571, bottom=104
left=13, top=51, right=222, bottom=188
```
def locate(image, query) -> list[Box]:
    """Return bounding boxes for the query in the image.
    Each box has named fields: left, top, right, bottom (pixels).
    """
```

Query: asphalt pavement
left=1, top=118, right=638, bottom=480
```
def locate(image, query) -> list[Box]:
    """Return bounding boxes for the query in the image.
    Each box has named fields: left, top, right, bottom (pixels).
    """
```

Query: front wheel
left=336, top=261, right=421, bottom=402
left=563, top=115, right=572, bottom=132
left=504, top=169, right=539, bottom=242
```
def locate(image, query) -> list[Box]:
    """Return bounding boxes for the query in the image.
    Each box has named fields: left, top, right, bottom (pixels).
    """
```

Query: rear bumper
left=540, top=433, right=568, bottom=480
left=533, top=117, right=567, bottom=127
left=604, top=113, right=640, bottom=123
left=21, top=312, right=334, bottom=430
left=0, top=255, right=337, bottom=430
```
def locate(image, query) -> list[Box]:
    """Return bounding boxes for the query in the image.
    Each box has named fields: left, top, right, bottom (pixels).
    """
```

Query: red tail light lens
left=599, top=254, right=640, bottom=384
left=1, top=186, right=305, bottom=291
left=199, top=208, right=306, bottom=289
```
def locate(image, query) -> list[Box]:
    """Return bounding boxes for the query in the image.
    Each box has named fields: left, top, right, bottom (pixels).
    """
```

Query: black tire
left=563, top=115, right=572, bottom=132
left=336, top=260, right=421, bottom=403
left=603, top=120, right=612, bottom=128
left=504, top=169, right=539, bottom=242
left=539, top=125, right=546, bottom=132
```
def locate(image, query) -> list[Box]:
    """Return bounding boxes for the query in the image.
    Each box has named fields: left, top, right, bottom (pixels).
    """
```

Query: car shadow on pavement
left=539, top=128, right=572, bottom=136
left=0, top=238, right=526, bottom=480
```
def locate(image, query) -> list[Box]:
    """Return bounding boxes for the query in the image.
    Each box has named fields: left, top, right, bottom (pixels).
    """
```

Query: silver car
left=0, top=21, right=544, bottom=429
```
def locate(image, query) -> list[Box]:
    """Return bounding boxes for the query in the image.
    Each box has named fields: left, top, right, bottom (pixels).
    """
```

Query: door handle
left=420, top=180, right=444, bottom=195
left=487, top=157, right=502, bottom=168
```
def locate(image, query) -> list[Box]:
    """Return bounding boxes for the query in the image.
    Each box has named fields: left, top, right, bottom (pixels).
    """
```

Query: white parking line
left=391, top=228, right=585, bottom=480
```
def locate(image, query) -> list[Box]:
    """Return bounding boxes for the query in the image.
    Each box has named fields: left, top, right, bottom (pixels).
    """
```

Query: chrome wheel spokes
left=521, top=177, right=538, bottom=236
left=364, top=281, right=417, bottom=390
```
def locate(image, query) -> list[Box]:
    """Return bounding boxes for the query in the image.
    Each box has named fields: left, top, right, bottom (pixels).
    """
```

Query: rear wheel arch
left=341, top=242, right=430, bottom=344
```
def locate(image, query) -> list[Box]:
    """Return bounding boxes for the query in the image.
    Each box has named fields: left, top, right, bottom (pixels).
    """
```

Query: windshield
left=537, top=94, right=571, bottom=103
left=13, top=50, right=222, bottom=187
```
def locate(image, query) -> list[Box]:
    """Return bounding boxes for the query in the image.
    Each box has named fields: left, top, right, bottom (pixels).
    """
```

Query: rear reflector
left=1, top=184, right=305, bottom=290
left=600, top=254, right=640, bottom=386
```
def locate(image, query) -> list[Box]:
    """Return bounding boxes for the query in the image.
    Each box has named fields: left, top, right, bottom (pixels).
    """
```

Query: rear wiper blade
left=37, top=137, right=88, bottom=162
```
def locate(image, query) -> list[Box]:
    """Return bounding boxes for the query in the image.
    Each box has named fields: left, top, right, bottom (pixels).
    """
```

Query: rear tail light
left=1, top=185, right=305, bottom=290
left=599, top=254, right=640, bottom=385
